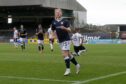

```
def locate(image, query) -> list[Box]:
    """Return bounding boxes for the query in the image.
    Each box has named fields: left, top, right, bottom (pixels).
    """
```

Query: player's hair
left=55, top=8, right=62, bottom=13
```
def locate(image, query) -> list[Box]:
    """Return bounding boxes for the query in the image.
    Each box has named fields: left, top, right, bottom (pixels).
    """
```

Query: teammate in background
left=47, top=25, right=55, bottom=52
left=71, top=28, right=86, bottom=56
left=13, top=27, right=19, bottom=48
left=51, top=8, right=80, bottom=76
left=19, top=25, right=27, bottom=51
left=36, top=24, right=44, bottom=53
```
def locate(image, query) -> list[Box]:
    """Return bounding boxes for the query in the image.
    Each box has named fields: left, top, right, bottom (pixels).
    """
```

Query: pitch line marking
left=0, top=71, right=126, bottom=84
left=72, top=71, right=126, bottom=84
left=0, top=75, right=79, bottom=83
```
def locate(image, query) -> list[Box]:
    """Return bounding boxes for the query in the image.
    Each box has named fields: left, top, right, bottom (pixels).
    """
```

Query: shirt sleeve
left=51, top=20, right=56, bottom=31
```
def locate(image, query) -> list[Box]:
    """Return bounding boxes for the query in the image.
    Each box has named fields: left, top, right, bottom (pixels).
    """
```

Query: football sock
left=70, top=55, right=78, bottom=65
left=21, top=45, right=23, bottom=50
left=23, top=42, right=25, bottom=49
left=38, top=46, right=41, bottom=51
left=41, top=45, right=44, bottom=50
left=50, top=43, right=53, bottom=50
left=64, top=56, right=70, bottom=68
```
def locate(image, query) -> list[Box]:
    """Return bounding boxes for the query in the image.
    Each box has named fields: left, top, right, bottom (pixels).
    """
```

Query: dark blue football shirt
left=52, top=18, right=70, bottom=43
left=19, top=29, right=27, bottom=38
left=35, top=28, right=44, bottom=40
left=37, top=32, right=44, bottom=40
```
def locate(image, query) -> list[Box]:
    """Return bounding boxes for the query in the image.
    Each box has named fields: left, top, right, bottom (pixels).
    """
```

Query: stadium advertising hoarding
left=87, top=39, right=121, bottom=44
left=10, top=38, right=57, bottom=44
left=10, top=38, right=126, bottom=44
left=82, top=34, right=122, bottom=44
left=82, top=33, right=111, bottom=39
left=27, top=39, right=57, bottom=44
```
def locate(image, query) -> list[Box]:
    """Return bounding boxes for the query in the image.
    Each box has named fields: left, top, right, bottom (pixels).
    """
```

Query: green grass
left=0, top=43, right=126, bottom=84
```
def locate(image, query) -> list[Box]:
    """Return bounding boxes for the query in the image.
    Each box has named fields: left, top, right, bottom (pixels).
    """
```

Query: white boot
left=64, top=69, right=71, bottom=76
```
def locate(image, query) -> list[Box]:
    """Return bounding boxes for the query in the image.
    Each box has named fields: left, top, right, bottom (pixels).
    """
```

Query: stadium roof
left=0, top=0, right=86, bottom=11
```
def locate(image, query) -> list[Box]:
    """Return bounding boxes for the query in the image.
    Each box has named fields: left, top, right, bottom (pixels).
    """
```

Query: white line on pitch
left=0, top=75, right=79, bottom=83
left=72, top=71, right=126, bottom=84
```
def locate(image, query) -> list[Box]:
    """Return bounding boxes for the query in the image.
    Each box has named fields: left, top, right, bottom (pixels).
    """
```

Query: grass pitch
left=0, top=43, right=126, bottom=84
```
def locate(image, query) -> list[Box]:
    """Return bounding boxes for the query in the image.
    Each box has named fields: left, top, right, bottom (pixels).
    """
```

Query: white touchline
left=72, top=71, right=126, bottom=84
left=0, top=71, right=125, bottom=84
left=0, top=75, right=79, bottom=83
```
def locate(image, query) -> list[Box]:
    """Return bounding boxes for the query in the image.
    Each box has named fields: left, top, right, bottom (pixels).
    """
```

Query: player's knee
left=62, top=51, right=69, bottom=57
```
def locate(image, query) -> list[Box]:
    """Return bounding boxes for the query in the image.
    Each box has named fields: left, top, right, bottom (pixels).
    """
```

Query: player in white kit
left=72, top=28, right=86, bottom=56
left=13, top=27, right=19, bottom=48
left=47, top=25, right=55, bottom=51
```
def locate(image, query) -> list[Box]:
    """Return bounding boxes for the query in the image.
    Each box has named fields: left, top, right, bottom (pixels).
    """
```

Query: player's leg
left=78, top=45, right=86, bottom=55
left=38, top=44, right=41, bottom=51
left=15, top=38, right=18, bottom=47
left=20, top=38, right=24, bottom=51
left=69, top=42, right=80, bottom=74
left=60, top=41, right=71, bottom=76
left=38, top=40, right=41, bottom=52
left=22, top=38, right=26, bottom=50
left=13, top=38, right=17, bottom=47
left=62, top=50, right=71, bottom=76
left=69, top=52, right=80, bottom=74
left=73, top=46, right=80, bottom=56
left=23, top=40, right=25, bottom=49
left=41, top=40, right=44, bottom=51
left=49, top=39, right=54, bottom=51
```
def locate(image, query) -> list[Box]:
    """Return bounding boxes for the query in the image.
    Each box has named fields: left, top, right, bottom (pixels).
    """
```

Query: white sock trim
left=64, top=56, right=70, bottom=60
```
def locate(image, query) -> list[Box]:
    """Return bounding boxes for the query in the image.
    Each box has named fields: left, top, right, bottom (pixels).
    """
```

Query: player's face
left=13, top=27, right=16, bottom=31
left=38, top=24, right=42, bottom=28
left=55, top=9, right=62, bottom=19
left=21, top=25, right=23, bottom=29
